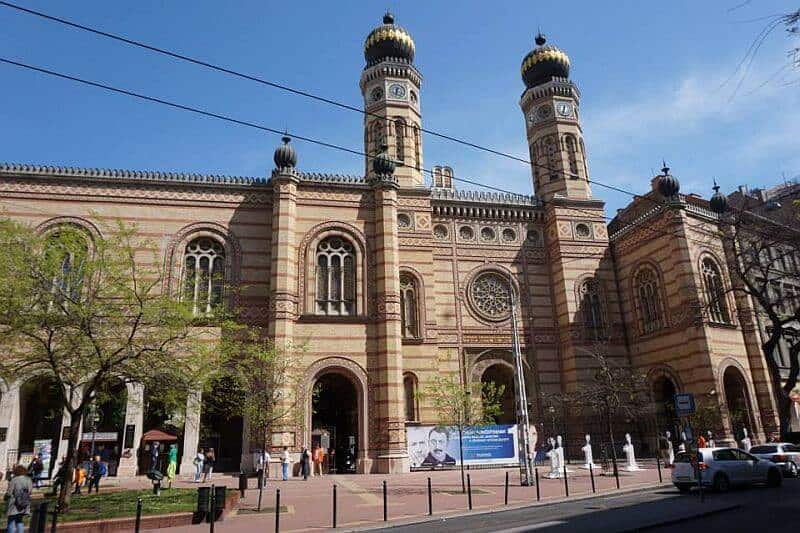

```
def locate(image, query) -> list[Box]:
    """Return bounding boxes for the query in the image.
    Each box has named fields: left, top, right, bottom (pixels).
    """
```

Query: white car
left=749, top=443, right=800, bottom=477
left=672, top=447, right=783, bottom=492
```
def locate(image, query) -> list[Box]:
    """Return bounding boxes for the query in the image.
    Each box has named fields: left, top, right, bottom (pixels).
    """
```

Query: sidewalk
left=141, top=460, right=666, bottom=532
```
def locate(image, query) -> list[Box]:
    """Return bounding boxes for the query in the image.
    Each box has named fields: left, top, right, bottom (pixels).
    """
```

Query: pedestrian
left=256, top=448, right=271, bottom=488
left=4, top=465, right=32, bottom=533
left=697, top=434, right=707, bottom=449
left=193, top=448, right=204, bottom=483
left=312, top=445, right=325, bottom=477
left=50, top=457, right=67, bottom=496
left=149, top=441, right=160, bottom=472
left=202, top=448, right=215, bottom=482
left=281, top=447, right=291, bottom=481
left=72, top=464, right=86, bottom=495
left=300, top=447, right=310, bottom=481
left=27, top=455, right=43, bottom=489
left=166, top=444, right=178, bottom=489
left=87, top=455, right=106, bottom=494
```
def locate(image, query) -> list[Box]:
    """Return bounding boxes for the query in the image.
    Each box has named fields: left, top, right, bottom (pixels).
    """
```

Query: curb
left=349, top=482, right=665, bottom=532
left=622, top=503, right=742, bottom=532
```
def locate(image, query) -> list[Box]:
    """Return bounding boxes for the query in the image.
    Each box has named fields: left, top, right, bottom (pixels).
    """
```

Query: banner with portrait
left=407, top=424, right=519, bottom=469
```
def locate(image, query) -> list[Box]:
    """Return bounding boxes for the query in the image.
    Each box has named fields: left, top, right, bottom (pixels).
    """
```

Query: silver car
left=749, top=443, right=800, bottom=477
left=672, top=448, right=783, bottom=492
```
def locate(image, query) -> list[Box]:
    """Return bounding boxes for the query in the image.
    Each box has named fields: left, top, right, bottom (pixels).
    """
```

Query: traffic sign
left=674, top=393, right=696, bottom=416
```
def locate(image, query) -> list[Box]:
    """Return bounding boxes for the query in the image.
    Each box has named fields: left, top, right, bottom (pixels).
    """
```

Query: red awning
left=140, top=429, right=179, bottom=442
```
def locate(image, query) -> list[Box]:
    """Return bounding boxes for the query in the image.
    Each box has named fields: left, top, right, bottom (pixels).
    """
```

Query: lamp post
left=508, top=276, right=533, bottom=486
left=87, top=399, right=102, bottom=459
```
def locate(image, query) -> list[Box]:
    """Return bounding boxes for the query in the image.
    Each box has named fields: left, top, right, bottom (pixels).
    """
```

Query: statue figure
left=546, top=437, right=561, bottom=478
left=706, top=430, right=715, bottom=448
left=741, top=428, right=752, bottom=452
left=556, top=435, right=571, bottom=473
left=665, top=431, right=674, bottom=467
left=622, top=433, right=642, bottom=471
left=581, top=434, right=598, bottom=469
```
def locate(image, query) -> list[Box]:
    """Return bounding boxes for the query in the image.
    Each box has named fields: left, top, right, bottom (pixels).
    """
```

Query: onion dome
left=521, top=33, right=571, bottom=88
left=273, top=135, right=297, bottom=169
left=710, top=181, right=728, bottom=214
left=364, top=12, right=415, bottom=66
left=372, top=144, right=396, bottom=176
left=656, top=162, right=680, bottom=197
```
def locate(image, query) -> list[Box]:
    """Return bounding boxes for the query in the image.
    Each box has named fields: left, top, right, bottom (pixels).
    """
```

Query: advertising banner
left=33, top=439, right=53, bottom=477
left=407, top=424, right=518, bottom=469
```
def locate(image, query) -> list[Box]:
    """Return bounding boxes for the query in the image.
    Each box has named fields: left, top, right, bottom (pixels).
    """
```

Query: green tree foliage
left=0, top=218, right=217, bottom=511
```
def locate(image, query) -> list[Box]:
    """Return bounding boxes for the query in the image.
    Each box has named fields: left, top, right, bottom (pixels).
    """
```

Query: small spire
left=661, top=159, right=670, bottom=175
left=535, top=32, right=546, bottom=46
left=281, top=135, right=291, bottom=145
left=383, top=11, right=394, bottom=24
left=712, top=178, right=720, bottom=193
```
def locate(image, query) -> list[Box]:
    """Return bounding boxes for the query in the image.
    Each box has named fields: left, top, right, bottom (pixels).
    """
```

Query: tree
left=0, top=219, right=217, bottom=511
left=418, top=375, right=503, bottom=493
left=713, top=197, right=800, bottom=436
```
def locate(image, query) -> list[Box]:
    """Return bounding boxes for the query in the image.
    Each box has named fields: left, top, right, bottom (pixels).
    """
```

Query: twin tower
left=359, top=13, right=592, bottom=202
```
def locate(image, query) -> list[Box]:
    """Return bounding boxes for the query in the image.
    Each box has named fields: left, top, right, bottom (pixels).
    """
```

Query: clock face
left=536, top=105, right=552, bottom=119
left=556, top=101, right=573, bottom=117
left=370, top=86, right=383, bottom=102
left=388, top=83, right=407, bottom=99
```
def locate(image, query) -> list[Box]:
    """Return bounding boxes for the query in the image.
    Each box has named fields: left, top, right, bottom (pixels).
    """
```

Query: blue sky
left=1, top=0, right=798, bottom=214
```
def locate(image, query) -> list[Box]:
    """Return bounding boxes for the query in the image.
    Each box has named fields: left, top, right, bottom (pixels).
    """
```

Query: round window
left=575, top=223, right=591, bottom=238
left=481, top=227, right=496, bottom=241
left=502, top=228, right=516, bottom=242
left=398, top=213, right=412, bottom=228
left=470, top=272, right=512, bottom=320
left=526, top=229, right=540, bottom=244
left=459, top=226, right=474, bottom=241
left=433, top=224, right=448, bottom=240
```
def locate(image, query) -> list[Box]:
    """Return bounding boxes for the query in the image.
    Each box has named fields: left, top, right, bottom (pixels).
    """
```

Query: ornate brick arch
left=646, top=364, right=684, bottom=393
left=399, top=265, right=427, bottom=339
left=36, top=216, right=102, bottom=247
left=717, top=357, right=762, bottom=437
left=303, top=357, right=369, bottom=466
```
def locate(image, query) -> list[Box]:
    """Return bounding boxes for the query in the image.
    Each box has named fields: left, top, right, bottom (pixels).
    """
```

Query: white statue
left=556, top=435, right=571, bottom=473
left=622, top=433, right=642, bottom=471
left=665, top=431, right=674, bottom=467
left=741, top=428, right=752, bottom=452
left=707, top=430, right=715, bottom=448
left=678, top=431, right=687, bottom=453
left=546, top=437, right=561, bottom=478
left=581, top=434, right=598, bottom=469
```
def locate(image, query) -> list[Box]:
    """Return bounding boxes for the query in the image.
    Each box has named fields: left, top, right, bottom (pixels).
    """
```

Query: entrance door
left=19, top=377, right=64, bottom=477
left=312, top=373, right=358, bottom=473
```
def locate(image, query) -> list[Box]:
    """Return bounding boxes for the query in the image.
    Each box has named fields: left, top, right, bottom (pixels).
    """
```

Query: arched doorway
left=723, top=367, right=754, bottom=439
left=19, top=376, right=64, bottom=477
left=481, top=364, right=516, bottom=425
left=200, top=375, right=244, bottom=473
left=312, top=373, right=358, bottom=473
left=652, top=376, right=680, bottom=445
left=140, top=384, right=187, bottom=474
left=82, top=379, right=127, bottom=476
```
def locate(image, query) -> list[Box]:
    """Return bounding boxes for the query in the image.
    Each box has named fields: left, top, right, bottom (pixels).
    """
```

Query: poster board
left=407, top=424, right=518, bottom=469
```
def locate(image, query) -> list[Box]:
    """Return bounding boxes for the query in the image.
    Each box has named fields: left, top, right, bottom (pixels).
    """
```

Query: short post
left=258, top=482, right=264, bottom=512
left=383, top=480, right=387, bottom=522
left=589, top=465, right=596, bottom=494
left=563, top=464, right=569, bottom=497
left=613, top=460, right=620, bottom=490
left=31, top=502, right=47, bottom=533
left=467, top=474, right=472, bottom=510
left=332, top=484, right=337, bottom=528
left=427, top=477, right=432, bottom=516
left=535, top=468, right=540, bottom=501
left=504, top=471, right=509, bottom=505
left=134, top=497, right=143, bottom=533
left=209, top=483, right=216, bottom=532
left=50, top=506, right=58, bottom=533
left=239, top=471, right=248, bottom=498
left=656, top=455, right=663, bottom=483
left=275, top=488, right=281, bottom=533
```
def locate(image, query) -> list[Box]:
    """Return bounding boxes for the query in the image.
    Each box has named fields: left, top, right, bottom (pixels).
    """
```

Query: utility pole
left=510, top=280, right=533, bottom=486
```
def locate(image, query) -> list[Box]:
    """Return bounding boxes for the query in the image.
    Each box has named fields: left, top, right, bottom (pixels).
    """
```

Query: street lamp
left=507, top=274, right=534, bottom=486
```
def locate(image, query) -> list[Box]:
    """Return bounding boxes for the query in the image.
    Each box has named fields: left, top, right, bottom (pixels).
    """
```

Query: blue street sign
left=674, top=393, right=696, bottom=416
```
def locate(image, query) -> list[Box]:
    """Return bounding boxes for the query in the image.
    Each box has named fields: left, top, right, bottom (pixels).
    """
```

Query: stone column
left=370, top=152, right=409, bottom=473
left=0, top=382, right=21, bottom=474
left=116, top=383, right=143, bottom=477
left=179, top=390, right=202, bottom=477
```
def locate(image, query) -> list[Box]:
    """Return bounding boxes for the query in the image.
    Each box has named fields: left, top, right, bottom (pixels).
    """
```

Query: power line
left=0, top=0, right=532, bottom=165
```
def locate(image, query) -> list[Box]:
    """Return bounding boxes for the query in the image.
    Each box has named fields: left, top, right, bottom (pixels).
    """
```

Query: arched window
left=413, top=125, right=421, bottom=170
left=565, top=135, right=578, bottom=175
left=544, top=135, right=558, bottom=181
left=44, top=228, right=88, bottom=306
left=442, top=167, right=453, bottom=188
left=316, top=237, right=356, bottom=315
left=701, top=257, right=731, bottom=324
left=579, top=138, right=589, bottom=179
left=183, top=237, right=225, bottom=315
left=394, top=119, right=406, bottom=162
left=403, top=373, right=418, bottom=421
left=634, top=267, right=665, bottom=334
left=579, top=278, right=606, bottom=339
left=400, top=274, right=418, bottom=338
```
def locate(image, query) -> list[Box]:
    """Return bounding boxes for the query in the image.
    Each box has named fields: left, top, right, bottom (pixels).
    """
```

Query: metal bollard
left=535, top=467, right=540, bottom=501
left=427, top=477, right=432, bottom=516
left=332, top=484, right=337, bottom=528
left=613, top=460, right=620, bottom=490
left=656, top=455, right=663, bottom=483
left=239, top=471, right=248, bottom=498
left=563, top=464, right=569, bottom=497
left=504, top=470, right=509, bottom=505
left=209, top=484, right=216, bottom=532
left=31, top=502, right=47, bottom=533
left=590, top=465, right=596, bottom=494
left=275, top=488, right=281, bottom=533
left=467, top=474, right=472, bottom=510
left=134, top=497, right=142, bottom=533
left=383, top=480, right=388, bottom=522
left=50, top=505, right=58, bottom=533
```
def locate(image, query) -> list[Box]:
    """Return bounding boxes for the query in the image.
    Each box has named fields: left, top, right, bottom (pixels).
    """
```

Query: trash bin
left=238, top=472, right=248, bottom=496
left=210, top=485, right=227, bottom=522
left=197, top=486, right=211, bottom=514
left=29, top=502, right=48, bottom=533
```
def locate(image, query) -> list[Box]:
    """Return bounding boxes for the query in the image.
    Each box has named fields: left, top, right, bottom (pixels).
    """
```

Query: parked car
left=672, top=447, right=783, bottom=492
left=749, top=443, right=800, bottom=477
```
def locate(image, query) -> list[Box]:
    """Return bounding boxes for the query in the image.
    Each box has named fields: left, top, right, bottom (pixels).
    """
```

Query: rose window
left=470, top=272, right=512, bottom=320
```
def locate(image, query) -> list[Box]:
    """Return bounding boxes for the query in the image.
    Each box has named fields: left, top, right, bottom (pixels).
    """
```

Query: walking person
left=87, top=456, right=106, bottom=494
left=26, top=455, right=43, bottom=489
left=50, top=457, right=67, bottom=496
left=149, top=441, right=160, bottom=473
left=72, top=464, right=86, bottom=495
left=300, top=447, right=310, bottom=481
left=193, top=448, right=204, bottom=483
left=312, top=445, right=325, bottom=477
left=202, top=448, right=215, bottom=482
left=5, top=465, right=32, bottom=533
left=256, top=448, right=271, bottom=488
left=166, top=444, right=178, bottom=489
left=281, top=447, right=291, bottom=481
